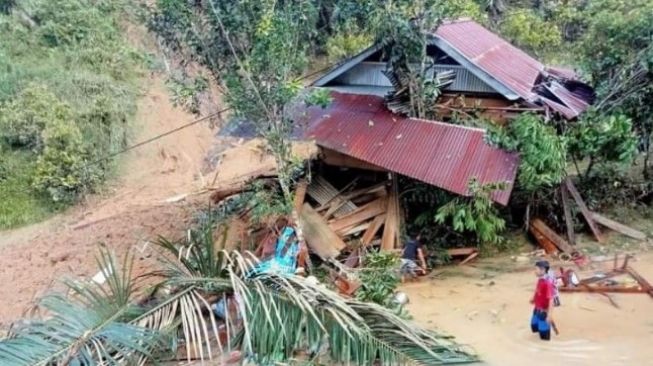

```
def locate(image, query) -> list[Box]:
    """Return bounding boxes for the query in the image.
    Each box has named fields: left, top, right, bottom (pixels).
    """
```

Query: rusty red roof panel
left=435, top=19, right=543, bottom=101
left=303, top=92, right=519, bottom=205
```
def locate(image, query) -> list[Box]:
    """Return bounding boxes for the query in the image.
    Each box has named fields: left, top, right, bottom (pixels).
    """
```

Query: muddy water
left=401, top=253, right=653, bottom=366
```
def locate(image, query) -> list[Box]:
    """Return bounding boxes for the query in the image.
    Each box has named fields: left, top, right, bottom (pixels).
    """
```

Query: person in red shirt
left=530, top=260, right=554, bottom=340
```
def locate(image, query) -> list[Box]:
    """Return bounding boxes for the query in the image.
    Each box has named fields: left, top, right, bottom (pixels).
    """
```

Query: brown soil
left=0, top=76, right=214, bottom=327
left=401, top=247, right=653, bottom=366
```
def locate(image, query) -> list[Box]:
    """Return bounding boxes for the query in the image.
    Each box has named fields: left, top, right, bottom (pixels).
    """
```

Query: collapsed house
left=218, top=19, right=599, bottom=258
left=312, top=19, right=594, bottom=122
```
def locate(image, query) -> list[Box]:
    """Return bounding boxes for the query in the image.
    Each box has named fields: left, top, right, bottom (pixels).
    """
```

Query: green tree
left=579, top=0, right=653, bottom=176
left=487, top=114, right=567, bottom=192
left=568, top=113, right=638, bottom=178
left=499, top=9, right=561, bottom=56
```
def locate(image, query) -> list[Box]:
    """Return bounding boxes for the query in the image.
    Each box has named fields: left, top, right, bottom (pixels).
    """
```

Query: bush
left=326, top=31, right=372, bottom=60
left=0, top=84, right=72, bottom=150
left=435, top=179, right=507, bottom=247
left=499, top=9, right=561, bottom=56
left=356, top=251, right=400, bottom=308
left=32, top=118, right=102, bottom=204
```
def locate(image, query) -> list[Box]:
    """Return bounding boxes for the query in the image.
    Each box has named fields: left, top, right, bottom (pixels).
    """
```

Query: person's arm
left=545, top=281, right=554, bottom=322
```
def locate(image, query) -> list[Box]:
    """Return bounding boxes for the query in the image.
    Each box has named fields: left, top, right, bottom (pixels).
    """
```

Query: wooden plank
left=328, top=198, right=387, bottom=232
left=300, top=203, right=346, bottom=260
left=626, top=267, right=653, bottom=298
left=531, top=218, right=576, bottom=254
left=321, top=148, right=387, bottom=172
left=565, top=178, right=603, bottom=242
left=560, top=286, right=646, bottom=294
left=447, top=248, right=477, bottom=257
left=293, top=180, right=308, bottom=214
left=361, top=214, right=386, bottom=246
left=337, top=221, right=372, bottom=237
left=459, top=252, right=479, bottom=266
left=560, top=184, right=576, bottom=245
left=591, top=212, right=647, bottom=241
left=528, top=222, right=559, bottom=255
left=381, top=175, right=399, bottom=251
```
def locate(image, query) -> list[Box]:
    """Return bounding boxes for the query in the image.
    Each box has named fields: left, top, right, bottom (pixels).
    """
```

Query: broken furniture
left=560, top=255, right=653, bottom=300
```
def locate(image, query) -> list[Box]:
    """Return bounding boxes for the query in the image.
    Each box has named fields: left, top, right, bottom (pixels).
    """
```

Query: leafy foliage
left=568, top=113, right=638, bottom=177
left=325, top=24, right=372, bottom=60
left=487, top=114, right=567, bottom=192
left=499, top=9, right=561, bottom=56
left=0, top=0, right=142, bottom=225
left=355, top=251, right=400, bottom=308
left=435, top=179, right=507, bottom=246
left=0, top=250, right=164, bottom=365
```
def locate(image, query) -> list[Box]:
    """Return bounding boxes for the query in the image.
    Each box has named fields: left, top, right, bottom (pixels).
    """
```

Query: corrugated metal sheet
left=434, top=19, right=543, bottom=101
left=334, top=62, right=497, bottom=94
left=303, top=92, right=519, bottom=205
left=546, top=82, right=591, bottom=119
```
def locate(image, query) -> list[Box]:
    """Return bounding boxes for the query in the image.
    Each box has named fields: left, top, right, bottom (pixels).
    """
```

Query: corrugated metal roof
left=303, top=92, right=519, bottom=205
left=434, top=19, right=543, bottom=102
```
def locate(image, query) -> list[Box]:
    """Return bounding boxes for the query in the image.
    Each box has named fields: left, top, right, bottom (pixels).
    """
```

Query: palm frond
left=0, top=249, right=163, bottom=366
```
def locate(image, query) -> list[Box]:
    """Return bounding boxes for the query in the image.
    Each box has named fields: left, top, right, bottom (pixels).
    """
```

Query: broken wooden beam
left=529, top=221, right=559, bottom=255
left=560, top=184, right=576, bottom=245
left=446, top=248, right=477, bottom=257
left=591, top=212, right=647, bottom=241
left=381, top=175, right=400, bottom=251
left=328, top=198, right=387, bottom=233
left=300, top=203, right=346, bottom=260
left=530, top=218, right=576, bottom=255
left=565, top=178, right=603, bottom=242
left=559, top=286, right=647, bottom=294
left=293, top=180, right=308, bottom=214
left=361, top=214, right=386, bottom=246
left=336, top=221, right=372, bottom=237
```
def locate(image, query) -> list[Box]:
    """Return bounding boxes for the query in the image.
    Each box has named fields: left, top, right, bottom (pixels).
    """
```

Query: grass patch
left=0, top=151, right=58, bottom=229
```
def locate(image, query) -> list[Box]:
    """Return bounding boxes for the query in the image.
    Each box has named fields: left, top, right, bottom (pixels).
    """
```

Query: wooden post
left=564, top=178, right=603, bottom=242
left=560, top=184, right=576, bottom=245
left=381, top=174, right=400, bottom=251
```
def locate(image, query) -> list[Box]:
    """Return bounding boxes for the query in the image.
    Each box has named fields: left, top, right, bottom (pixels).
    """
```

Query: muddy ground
left=402, top=239, right=653, bottom=366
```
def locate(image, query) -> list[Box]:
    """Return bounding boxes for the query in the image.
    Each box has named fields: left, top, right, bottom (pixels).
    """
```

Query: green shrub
left=326, top=31, right=372, bottom=60
left=487, top=114, right=567, bottom=192
left=0, top=84, right=72, bottom=150
left=32, top=118, right=102, bottom=204
left=435, top=179, right=507, bottom=247
left=499, top=9, right=561, bottom=56
left=356, top=251, right=400, bottom=308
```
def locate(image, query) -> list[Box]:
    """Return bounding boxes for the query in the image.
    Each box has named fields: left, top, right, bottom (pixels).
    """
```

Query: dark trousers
left=530, top=309, right=551, bottom=341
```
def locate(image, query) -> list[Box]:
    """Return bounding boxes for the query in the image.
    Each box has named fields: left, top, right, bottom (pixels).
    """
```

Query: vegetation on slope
left=0, top=0, right=143, bottom=228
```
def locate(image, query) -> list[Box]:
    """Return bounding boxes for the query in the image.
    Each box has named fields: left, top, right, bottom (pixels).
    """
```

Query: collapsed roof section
left=302, top=92, right=519, bottom=205
left=313, top=19, right=594, bottom=120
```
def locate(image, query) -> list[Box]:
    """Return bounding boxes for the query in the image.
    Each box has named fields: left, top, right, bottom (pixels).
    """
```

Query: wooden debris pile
left=530, top=178, right=648, bottom=260
left=297, top=174, right=403, bottom=266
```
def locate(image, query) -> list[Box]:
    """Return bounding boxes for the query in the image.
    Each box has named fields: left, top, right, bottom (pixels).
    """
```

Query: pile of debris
left=528, top=178, right=647, bottom=262
left=296, top=175, right=402, bottom=268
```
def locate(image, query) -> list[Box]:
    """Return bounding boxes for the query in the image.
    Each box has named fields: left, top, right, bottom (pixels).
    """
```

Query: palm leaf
left=0, top=249, right=163, bottom=366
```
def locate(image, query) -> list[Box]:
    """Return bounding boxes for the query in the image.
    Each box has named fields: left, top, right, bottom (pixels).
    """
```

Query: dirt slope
left=0, top=76, right=217, bottom=326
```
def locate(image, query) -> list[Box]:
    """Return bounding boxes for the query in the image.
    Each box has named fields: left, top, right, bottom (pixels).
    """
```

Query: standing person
left=530, top=260, right=555, bottom=340
left=400, top=232, right=427, bottom=282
